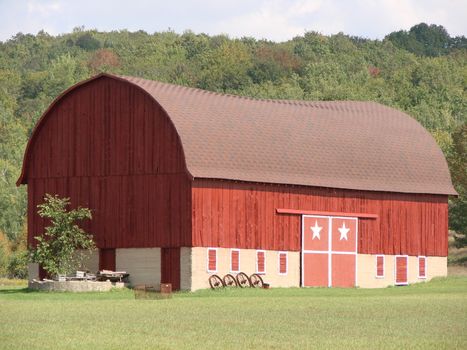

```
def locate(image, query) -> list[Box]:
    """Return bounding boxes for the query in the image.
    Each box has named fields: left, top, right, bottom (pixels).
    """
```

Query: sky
left=0, top=0, right=465, bottom=42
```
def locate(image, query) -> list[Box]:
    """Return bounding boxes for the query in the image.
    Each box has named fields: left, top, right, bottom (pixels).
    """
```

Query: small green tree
left=448, top=123, right=467, bottom=248
left=30, top=194, right=95, bottom=279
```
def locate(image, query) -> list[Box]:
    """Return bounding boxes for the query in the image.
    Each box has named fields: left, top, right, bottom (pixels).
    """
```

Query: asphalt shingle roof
left=117, top=75, right=455, bottom=196
left=18, top=73, right=457, bottom=196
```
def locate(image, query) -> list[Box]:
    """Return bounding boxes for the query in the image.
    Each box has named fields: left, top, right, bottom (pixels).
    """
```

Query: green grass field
left=1, top=277, right=466, bottom=350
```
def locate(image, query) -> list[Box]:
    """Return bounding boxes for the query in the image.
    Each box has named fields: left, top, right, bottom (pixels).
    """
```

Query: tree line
left=0, top=23, right=465, bottom=277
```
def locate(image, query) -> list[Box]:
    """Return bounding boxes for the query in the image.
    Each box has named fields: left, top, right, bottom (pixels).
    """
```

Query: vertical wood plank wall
left=99, top=249, right=116, bottom=271
left=26, top=77, right=192, bottom=249
left=24, top=76, right=449, bottom=260
left=161, top=248, right=181, bottom=290
left=192, top=180, right=448, bottom=257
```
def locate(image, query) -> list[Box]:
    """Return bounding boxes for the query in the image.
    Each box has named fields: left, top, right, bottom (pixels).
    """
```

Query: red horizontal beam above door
left=276, top=208, right=378, bottom=219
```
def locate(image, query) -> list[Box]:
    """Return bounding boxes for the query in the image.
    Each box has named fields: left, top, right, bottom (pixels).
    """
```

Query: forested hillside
left=0, top=23, right=465, bottom=277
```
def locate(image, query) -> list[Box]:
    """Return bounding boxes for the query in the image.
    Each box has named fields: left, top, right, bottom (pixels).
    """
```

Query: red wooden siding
left=192, top=180, right=448, bottom=256
left=161, top=248, right=181, bottom=290
left=396, top=256, right=408, bottom=285
left=26, top=77, right=191, bottom=249
left=279, top=253, right=287, bottom=274
left=376, top=256, right=384, bottom=277
left=99, top=249, right=116, bottom=271
left=231, top=250, right=239, bottom=272
left=24, top=75, right=449, bottom=262
left=207, top=249, right=217, bottom=272
left=256, top=251, right=265, bottom=273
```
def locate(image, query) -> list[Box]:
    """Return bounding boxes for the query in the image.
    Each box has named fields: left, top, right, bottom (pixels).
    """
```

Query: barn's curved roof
left=18, top=73, right=456, bottom=195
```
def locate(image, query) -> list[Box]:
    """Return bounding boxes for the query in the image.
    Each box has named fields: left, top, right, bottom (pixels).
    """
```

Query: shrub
left=7, top=251, right=28, bottom=279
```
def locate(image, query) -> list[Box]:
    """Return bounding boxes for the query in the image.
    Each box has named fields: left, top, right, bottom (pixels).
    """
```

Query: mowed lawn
left=0, top=277, right=466, bottom=350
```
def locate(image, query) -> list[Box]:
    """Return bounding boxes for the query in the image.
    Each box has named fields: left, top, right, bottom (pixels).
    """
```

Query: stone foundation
left=28, top=263, right=39, bottom=281
left=28, top=280, right=125, bottom=292
left=180, top=247, right=192, bottom=290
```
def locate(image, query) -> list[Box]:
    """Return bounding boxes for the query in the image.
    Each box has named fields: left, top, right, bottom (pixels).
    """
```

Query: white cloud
left=216, top=0, right=466, bottom=41
left=27, top=0, right=62, bottom=16
left=0, top=0, right=465, bottom=42
left=215, top=0, right=321, bottom=41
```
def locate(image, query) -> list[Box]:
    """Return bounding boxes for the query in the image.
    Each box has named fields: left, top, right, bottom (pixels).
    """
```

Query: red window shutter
left=208, top=249, right=217, bottom=272
left=279, top=253, right=287, bottom=274
left=257, top=251, right=265, bottom=273
left=419, top=257, right=426, bottom=278
left=396, top=256, right=408, bottom=285
left=231, top=250, right=239, bottom=272
left=376, top=256, right=384, bottom=277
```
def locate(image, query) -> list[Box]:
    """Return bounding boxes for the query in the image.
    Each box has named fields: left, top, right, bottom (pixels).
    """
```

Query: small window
left=376, top=255, right=384, bottom=278
left=256, top=250, right=265, bottom=274
left=230, top=249, right=240, bottom=273
left=207, top=248, right=217, bottom=273
left=418, top=256, right=426, bottom=279
left=278, top=252, right=287, bottom=275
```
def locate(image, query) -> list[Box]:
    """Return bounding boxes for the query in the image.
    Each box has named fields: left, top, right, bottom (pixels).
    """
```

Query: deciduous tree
left=30, top=194, right=95, bottom=279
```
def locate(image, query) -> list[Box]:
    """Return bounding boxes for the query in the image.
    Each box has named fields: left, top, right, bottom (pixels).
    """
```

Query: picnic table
left=96, top=270, right=129, bottom=282
left=66, top=271, right=96, bottom=281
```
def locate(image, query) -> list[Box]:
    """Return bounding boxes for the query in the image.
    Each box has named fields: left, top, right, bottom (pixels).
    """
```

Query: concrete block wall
left=77, top=249, right=99, bottom=273
left=357, top=254, right=447, bottom=288
left=116, top=248, right=161, bottom=288
left=28, top=248, right=447, bottom=292
left=189, top=247, right=300, bottom=291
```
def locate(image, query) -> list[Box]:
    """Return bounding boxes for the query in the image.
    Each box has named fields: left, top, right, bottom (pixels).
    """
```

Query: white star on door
left=310, top=220, right=322, bottom=240
left=338, top=222, right=350, bottom=240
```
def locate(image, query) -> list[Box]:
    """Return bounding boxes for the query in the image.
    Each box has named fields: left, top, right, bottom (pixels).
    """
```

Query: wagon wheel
left=236, top=272, right=251, bottom=288
left=209, top=274, right=225, bottom=290
left=223, top=274, right=238, bottom=287
left=250, top=273, right=264, bottom=288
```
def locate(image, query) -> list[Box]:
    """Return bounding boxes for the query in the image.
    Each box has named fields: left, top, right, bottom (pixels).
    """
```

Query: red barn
left=19, top=73, right=456, bottom=290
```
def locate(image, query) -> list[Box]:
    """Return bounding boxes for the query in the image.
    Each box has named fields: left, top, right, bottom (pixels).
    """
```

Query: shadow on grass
left=0, top=287, right=36, bottom=294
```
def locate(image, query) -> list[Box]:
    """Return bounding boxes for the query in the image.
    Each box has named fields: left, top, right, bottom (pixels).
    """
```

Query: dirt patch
left=446, top=230, right=466, bottom=275
left=448, top=265, right=467, bottom=276
left=448, top=231, right=467, bottom=266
